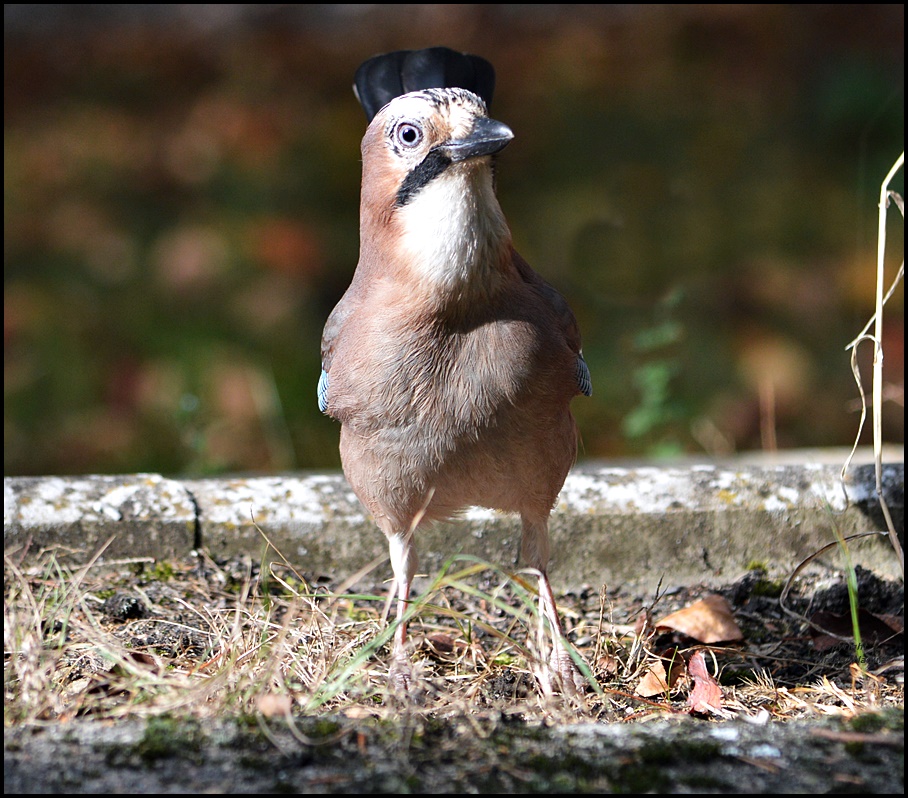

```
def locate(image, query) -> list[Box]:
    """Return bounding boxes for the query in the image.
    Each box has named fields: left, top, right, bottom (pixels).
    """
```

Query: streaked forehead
left=381, top=88, right=488, bottom=123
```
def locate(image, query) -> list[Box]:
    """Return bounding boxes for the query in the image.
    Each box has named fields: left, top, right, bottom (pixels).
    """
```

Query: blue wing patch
left=317, top=368, right=329, bottom=413
left=576, top=353, right=592, bottom=397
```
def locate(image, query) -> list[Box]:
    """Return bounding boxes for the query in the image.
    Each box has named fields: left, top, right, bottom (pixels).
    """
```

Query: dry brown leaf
left=809, top=608, right=904, bottom=651
left=655, top=594, right=743, bottom=643
left=635, top=657, right=685, bottom=697
left=687, top=650, right=724, bottom=715
left=596, top=652, right=621, bottom=676
left=636, top=660, right=671, bottom=697
left=425, top=632, right=456, bottom=655
left=422, top=632, right=468, bottom=661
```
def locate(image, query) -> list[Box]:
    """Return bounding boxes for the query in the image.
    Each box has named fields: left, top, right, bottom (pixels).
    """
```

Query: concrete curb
left=4, top=458, right=903, bottom=592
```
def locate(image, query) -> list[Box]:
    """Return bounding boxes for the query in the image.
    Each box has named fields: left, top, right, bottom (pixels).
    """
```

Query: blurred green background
left=4, top=5, right=904, bottom=477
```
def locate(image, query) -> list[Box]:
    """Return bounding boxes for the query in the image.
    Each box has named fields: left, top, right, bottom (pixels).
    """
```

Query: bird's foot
left=555, top=651, right=590, bottom=696
left=387, top=651, right=433, bottom=706
left=536, top=651, right=590, bottom=698
left=389, top=650, right=413, bottom=692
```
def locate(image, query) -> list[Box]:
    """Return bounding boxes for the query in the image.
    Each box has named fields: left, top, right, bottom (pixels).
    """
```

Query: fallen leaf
left=636, top=660, right=672, bottom=697
left=810, top=609, right=904, bottom=652
left=596, top=652, right=621, bottom=675
left=655, top=594, right=743, bottom=643
left=635, top=656, right=685, bottom=697
left=422, top=632, right=466, bottom=661
left=121, top=651, right=165, bottom=672
left=425, top=632, right=455, bottom=655
left=687, top=650, right=724, bottom=715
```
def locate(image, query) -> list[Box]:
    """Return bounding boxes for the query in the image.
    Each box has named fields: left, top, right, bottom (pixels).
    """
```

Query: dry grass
left=843, top=153, right=904, bottom=578
left=4, top=542, right=903, bottom=732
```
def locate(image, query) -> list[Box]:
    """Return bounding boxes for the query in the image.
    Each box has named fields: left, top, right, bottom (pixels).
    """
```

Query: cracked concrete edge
left=4, top=459, right=904, bottom=592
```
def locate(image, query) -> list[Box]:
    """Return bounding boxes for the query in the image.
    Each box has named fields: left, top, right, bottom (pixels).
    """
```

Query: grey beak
left=437, top=117, right=514, bottom=163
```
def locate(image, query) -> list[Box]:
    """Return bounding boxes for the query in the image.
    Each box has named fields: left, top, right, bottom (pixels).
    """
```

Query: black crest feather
left=353, top=46, right=495, bottom=122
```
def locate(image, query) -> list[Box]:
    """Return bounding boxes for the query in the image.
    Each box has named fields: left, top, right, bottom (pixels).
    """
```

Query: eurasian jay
left=319, top=47, right=592, bottom=695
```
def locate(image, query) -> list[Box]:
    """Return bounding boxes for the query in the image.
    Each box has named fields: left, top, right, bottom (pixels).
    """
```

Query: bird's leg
left=520, top=516, right=584, bottom=696
left=392, top=570, right=410, bottom=654
left=537, top=568, right=584, bottom=695
left=387, top=531, right=417, bottom=686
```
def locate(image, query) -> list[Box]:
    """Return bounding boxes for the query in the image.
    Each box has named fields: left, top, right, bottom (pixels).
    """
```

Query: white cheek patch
left=397, top=167, right=507, bottom=291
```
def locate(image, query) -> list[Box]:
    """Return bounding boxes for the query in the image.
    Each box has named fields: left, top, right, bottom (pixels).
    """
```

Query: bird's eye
left=394, top=122, right=423, bottom=148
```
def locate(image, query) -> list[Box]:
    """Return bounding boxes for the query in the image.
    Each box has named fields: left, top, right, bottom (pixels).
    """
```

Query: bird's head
left=359, top=88, right=515, bottom=295
left=361, top=88, right=513, bottom=211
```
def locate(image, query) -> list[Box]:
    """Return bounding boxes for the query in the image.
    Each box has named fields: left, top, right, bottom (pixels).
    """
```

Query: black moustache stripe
left=394, top=150, right=453, bottom=207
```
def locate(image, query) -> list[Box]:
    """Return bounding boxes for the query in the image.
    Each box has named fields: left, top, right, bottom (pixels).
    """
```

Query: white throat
left=396, top=166, right=509, bottom=294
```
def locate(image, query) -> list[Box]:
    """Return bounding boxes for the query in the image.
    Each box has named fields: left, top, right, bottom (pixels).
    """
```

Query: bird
left=318, top=47, right=592, bottom=695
